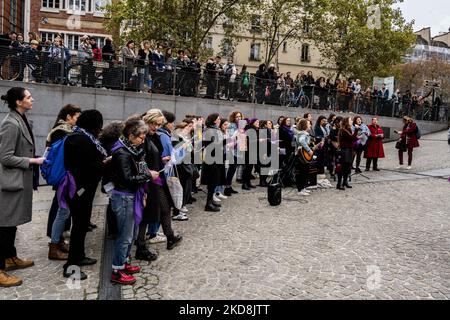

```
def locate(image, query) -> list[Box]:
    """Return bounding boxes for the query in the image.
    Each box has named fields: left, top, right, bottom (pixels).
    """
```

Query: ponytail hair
left=1, top=87, right=27, bottom=110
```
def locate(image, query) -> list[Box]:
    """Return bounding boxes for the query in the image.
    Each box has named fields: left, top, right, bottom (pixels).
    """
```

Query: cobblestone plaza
left=1, top=131, right=449, bottom=300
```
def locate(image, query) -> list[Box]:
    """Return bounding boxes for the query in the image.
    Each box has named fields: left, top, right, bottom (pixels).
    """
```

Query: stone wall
left=1, top=81, right=447, bottom=155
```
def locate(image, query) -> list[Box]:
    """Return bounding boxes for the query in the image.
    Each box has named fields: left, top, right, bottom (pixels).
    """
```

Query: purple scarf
left=110, top=139, right=149, bottom=225
left=57, top=171, right=76, bottom=210
left=282, top=125, right=294, bottom=141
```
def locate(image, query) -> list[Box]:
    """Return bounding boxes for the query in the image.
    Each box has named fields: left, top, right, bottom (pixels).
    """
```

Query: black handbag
left=268, top=172, right=282, bottom=206
left=395, top=140, right=407, bottom=152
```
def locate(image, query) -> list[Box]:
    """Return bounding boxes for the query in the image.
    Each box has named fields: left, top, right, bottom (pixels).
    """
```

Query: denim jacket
left=295, top=130, right=312, bottom=153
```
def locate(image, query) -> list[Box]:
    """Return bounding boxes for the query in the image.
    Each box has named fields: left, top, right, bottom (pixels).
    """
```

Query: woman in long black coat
left=201, top=113, right=223, bottom=212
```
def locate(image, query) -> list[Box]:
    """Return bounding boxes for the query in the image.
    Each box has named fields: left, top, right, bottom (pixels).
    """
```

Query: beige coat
left=0, top=111, right=35, bottom=227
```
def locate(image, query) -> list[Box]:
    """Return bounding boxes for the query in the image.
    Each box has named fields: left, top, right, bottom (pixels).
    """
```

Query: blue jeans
left=147, top=222, right=160, bottom=238
left=50, top=206, right=71, bottom=244
left=215, top=186, right=224, bottom=194
left=111, top=193, right=135, bottom=270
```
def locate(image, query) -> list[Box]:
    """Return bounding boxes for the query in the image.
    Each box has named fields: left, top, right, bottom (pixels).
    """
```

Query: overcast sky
left=396, top=0, right=450, bottom=36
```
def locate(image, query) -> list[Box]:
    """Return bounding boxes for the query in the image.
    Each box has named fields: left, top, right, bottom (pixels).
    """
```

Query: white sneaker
left=396, top=165, right=404, bottom=169
left=303, top=188, right=311, bottom=193
left=217, top=193, right=228, bottom=199
left=406, top=166, right=412, bottom=170
left=148, top=234, right=166, bottom=244
left=306, top=185, right=318, bottom=190
left=172, top=213, right=189, bottom=221
left=213, top=194, right=222, bottom=202
left=298, top=190, right=310, bottom=196
left=180, top=206, right=188, bottom=213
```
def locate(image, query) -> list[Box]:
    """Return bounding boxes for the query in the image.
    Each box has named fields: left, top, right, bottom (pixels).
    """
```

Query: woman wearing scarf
left=46, top=104, right=81, bottom=261
left=62, top=110, right=108, bottom=280
left=352, top=116, right=371, bottom=173
left=141, top=109, right=182, bottom=253
left=109, top=117, right=156, bottom=285
left=201, top=113, right=223, bottom=212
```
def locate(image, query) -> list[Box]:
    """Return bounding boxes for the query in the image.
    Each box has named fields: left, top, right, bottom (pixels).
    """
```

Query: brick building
left=28, top=0, right=112, bottom=50
left=1, top=0, right=25, bottom=35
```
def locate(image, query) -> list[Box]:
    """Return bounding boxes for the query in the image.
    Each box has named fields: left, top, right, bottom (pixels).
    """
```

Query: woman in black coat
left=201, top=113, right=223, bottom=212
left=63, top=110, right=107, bottom=280
left=141, top=109, right=182, bottom=253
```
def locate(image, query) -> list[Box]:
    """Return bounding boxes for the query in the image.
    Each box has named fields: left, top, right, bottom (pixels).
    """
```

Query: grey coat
left=0, top=111, right=35, bottom=227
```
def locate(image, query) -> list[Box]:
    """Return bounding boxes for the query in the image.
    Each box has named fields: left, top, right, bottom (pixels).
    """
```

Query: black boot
left=224, top=187, right=232, bottom=196
left=365, top=158, right=372, bottom=171
left=373, top=159, right=380, bottom=171
left=336, top=174, right=345, bottom=190
left=343, top=175, right=352, bottom=188
left=135, top=246, right=158, bottom=261
left=242, top=183, right=251, bottom=190
left=259, top=176, right=269, bottom=187
left=205, top=200, right=220, bottom=212
left=167, top=234, right=183, bottom=250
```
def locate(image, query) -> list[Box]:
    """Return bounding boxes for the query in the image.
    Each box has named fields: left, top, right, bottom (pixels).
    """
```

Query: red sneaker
left=111, top=270, right=136, bottom=285
left=124, top=263, right=141, bottom=274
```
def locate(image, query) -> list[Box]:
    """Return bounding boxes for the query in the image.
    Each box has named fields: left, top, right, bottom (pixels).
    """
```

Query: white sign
left=373, top=76, right=394, bottom=99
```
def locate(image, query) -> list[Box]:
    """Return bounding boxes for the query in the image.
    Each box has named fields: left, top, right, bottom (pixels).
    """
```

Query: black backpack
left=268, top=173, right=282, bottom=206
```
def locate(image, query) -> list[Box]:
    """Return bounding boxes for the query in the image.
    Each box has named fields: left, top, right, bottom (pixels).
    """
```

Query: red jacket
left=365, top=124, right=385, bottom=158
left=92, top=47, right=102, bottom=61
left=401, top=122, right=420, bottom=148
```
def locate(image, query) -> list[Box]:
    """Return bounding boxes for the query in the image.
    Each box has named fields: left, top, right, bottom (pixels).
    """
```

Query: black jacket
left=111, top=147, right=150, bottom=193
left=64, top=133, right=104, bottom=191
left=143, top=133, right=165, bottom=180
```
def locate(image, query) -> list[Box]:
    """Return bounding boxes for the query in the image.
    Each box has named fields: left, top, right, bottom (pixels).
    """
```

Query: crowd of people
left=0, top=84, right=423, bottom=287
left=0, top=31, right=443, bottom=121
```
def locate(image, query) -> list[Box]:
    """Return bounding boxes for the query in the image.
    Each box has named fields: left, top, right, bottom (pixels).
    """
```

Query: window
left=41, top=32, right=58, bottom=43
left=42, top=0, right=61, bottom=9
left=223, top=15, right=233, bottom=29
left=9, top=0, right=18, bottom=32
left=251, top=15, right=261, bottom=33
left=221, top=39, right=233, bottom=57
left=94, top=0, right=110, bottom=14
left=283, top=42, right=288, bottom=53
left=66, top=34, right=80, bottom=50
left=203, top=37, right=213, bottom=50
left=250, top=43, right=261, bottom=61
left=303, top=21, right=310, bottom=34
left=95, top=37, right=106, bottom=48
left=67, top=0, right=87, bottom=12
left=301, top=43, right=310, bottom=62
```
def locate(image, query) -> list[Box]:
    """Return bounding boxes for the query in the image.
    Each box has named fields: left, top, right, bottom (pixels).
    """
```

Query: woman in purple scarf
left=109, top=116, right=156, bottom=285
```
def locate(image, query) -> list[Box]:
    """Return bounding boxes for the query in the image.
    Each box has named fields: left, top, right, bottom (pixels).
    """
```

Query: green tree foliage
left=305, top=0, right=416, bottom=83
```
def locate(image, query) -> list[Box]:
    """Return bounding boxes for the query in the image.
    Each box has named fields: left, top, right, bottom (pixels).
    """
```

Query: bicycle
left=0, top=49, right=23, bottom=81
left=287, top=87, right=310, bottom=108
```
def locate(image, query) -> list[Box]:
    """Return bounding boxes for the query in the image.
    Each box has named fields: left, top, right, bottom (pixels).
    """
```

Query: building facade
left=1, top=0, right=25, bottom=35
left=206, top=18, right=333, bottom=78
left=28, top=0, right=112, bottom=50
left=404, top=27, right=450, bottom=62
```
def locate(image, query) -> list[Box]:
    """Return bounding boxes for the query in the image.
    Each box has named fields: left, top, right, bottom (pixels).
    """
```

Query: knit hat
left=247, top=118, right=258, bottom=126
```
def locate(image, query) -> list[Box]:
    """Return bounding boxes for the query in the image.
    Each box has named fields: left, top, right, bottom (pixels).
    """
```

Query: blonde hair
left=142, top=108, right=165, bottom=124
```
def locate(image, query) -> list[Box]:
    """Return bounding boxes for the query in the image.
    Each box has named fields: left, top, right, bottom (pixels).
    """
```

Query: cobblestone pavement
left=124, top=130, right=450, bottom=300
left=0, top=188, right=108, bottom=300
left=1, top=131, right=449, bottom=300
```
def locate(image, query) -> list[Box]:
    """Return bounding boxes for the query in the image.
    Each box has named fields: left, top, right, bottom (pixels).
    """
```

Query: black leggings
left=398, top=147, right=414, bottom=166
left=295, top=162, right=310, bottom=191
left=0, top=226, right=17, bottom=270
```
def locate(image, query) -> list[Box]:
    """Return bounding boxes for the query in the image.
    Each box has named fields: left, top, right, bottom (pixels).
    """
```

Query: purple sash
left=134, top=183, right=148, bottom=226
left=57, top=171, right=76, bottom=210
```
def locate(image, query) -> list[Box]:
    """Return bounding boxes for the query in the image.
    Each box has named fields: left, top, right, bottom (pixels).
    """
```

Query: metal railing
left=0, top=44, right=447, bottom=123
